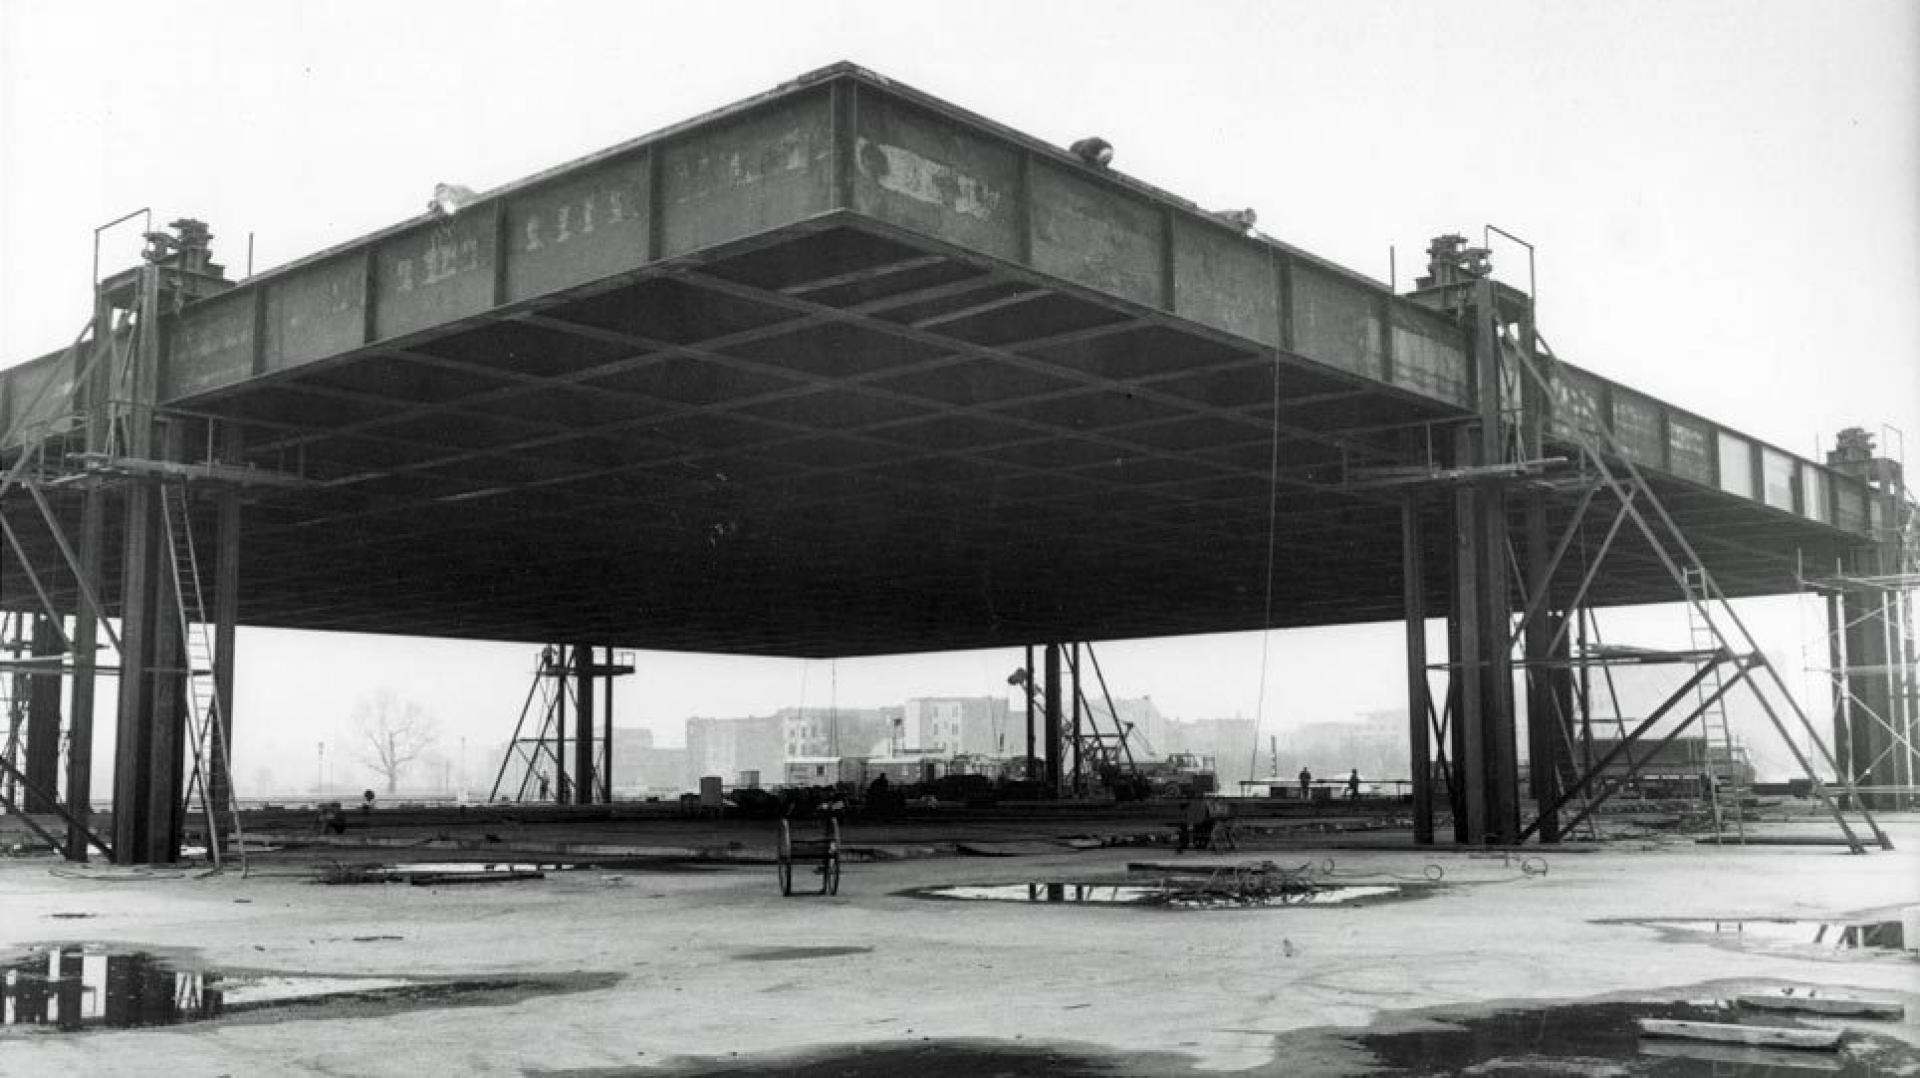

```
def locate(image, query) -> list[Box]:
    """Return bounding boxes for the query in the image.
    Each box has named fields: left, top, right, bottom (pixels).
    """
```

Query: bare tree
left=350, top=689, right=439, bottom=794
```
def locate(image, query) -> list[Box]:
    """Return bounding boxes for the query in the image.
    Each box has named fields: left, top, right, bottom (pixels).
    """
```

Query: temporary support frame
left=1399, top=238, right=1895, bottom=851
left=487, top=644, right=634, bottom=804
left=0, top=224, right=271, bottom=864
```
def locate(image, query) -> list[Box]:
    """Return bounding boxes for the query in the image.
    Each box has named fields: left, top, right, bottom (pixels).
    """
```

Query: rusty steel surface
left=0, top=64, right=1876, bottom=656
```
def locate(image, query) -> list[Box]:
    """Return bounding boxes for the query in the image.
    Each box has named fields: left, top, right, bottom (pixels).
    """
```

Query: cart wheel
left=776, top=819, right=794, bottom=896
left=822, top=819, right=841, bottom=895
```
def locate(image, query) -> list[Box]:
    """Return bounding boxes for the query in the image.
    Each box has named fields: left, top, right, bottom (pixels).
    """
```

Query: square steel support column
left=554, top=646, right=568, bottom=802
left=64, top=482, right=104, bottom=861
left=575, top=642, right=595, bottom=805
left=142, top=427, right=190, bottom=864
left=24, top=613, right=63, bottom=811
left=602, top=646, right=616, bottom=802
left=1449, top=473, right=1488, bottom=844
left=1443, top=592, right=1467, bottom=842
left=1044, top=643, right=1062, bottom=798
left=1023, top=645, right=1035, bottom=773
left=1841, top=590, right=1893, bottom=810
left=111, top=265, right=178, bottom=864
left=66, top=299, right=113, bottom=861
left=207, top=432, right=242, bottom=817
left=1523, top=491, right=1564, bottom=842
left=1070, top=643, right=1083, bottom=795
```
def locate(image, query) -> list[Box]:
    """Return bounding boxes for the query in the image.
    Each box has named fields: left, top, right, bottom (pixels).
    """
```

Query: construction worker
left=1347, top=769, right=1361, bottom=799
left=1298, top=766, right=1313, bottom=799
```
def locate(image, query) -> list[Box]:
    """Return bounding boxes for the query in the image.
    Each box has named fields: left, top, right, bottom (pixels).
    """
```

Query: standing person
left=1298, top=767, right=1313, bottom=799
left=1346, top=769, right=1361, bottom=799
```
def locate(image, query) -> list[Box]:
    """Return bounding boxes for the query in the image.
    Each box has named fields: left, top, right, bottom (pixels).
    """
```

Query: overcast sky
left=3, top=2, right=1914, bottom=791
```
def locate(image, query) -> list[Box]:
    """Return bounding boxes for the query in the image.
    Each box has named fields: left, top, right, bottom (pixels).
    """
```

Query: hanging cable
left=1246, top=240, right=1285, bottom=783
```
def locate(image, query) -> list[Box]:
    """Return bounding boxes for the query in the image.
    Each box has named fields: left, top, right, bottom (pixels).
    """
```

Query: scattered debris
left=1636, top=1017, right=1843, bottom=1050
left=1738, top=991, right=1904, bottom=1019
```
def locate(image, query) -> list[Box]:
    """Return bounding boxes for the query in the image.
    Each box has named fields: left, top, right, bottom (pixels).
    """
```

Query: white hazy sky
left=3, top=2, right=1915, bottom=790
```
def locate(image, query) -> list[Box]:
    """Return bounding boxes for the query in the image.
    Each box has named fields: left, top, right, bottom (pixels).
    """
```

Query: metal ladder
left=1684, top=567, right=1745, bottom=843
left=159, top=480, right=247, bottom=871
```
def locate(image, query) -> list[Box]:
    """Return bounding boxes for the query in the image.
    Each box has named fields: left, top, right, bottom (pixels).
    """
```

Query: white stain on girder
left=856, top=138, right=999, bottom=221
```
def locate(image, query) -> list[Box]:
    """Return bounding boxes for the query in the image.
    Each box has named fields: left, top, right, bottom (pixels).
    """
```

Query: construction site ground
left=1, top=802, right=1916, bottom=1075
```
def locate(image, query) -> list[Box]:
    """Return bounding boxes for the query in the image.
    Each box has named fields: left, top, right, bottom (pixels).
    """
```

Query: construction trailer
left=0, top=63, right=1912, bottom=863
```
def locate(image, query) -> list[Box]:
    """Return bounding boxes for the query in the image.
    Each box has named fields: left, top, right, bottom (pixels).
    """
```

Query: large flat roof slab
left=0, top=64, right=1875, bottom=655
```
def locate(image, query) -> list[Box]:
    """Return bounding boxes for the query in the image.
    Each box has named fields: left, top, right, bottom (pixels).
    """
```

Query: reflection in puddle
left=2, top=949, right=220, bottom=1031
left=1621, top=918, right=1910, bottom=955
left=0, top=945, right=601, bottom=1035
left=388, top=863, right=574, bottom=874
left=914, top=882, right=1401, bottom=907
left=0, top=947, right=426, bottom=1033
left=1348, top=999, right=1920, bottom=1077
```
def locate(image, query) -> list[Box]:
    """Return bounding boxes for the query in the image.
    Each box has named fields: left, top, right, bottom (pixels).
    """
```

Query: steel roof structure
left=0, top=63, right=1876, bottom=658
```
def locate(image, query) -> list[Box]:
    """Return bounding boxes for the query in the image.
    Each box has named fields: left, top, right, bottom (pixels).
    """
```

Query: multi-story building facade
left=903, top=696, right=1012, bottom=756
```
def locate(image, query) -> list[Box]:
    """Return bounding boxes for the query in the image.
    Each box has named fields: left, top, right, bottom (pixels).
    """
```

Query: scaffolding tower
left=1397, top=234, right=1897, bottom=852
left=0, top=218, right=274, bottom=865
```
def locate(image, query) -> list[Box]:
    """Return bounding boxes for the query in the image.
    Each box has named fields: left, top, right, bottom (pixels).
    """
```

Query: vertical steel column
left=1450, top=428, right=1488, bottom=843
left=111, top=265, right=162, bottom=863
left=1069, top=642, right=1082, bottom=795
left=65, top=492, right=103, bottom=861
left=66, top=299, right=112, bottom=861
left=208, top=432, right=241, bottom=817
left=1523, top=492, right=1562, bottom=842
left=574, top=642, right=594, bottom=805
left=553, top=646, right=567, bottom=802
left=3, top=612, right=22, bottom=809
left=602, top=647, right=616, bottom=802
left=142, top=424, right=189, bottom=863
left=1023, top=645, right=1035, bottom=772
left=1828, top=591, right=1850, bottom=790
left=1043, top=643, right=1062, bottom=797
left=1443, top=591, right=1468, bottom=841
left=24, top=613, right=63, bottom=811
left=1403, top=496, right=1433, bottom=844
left=1842, top=590, right=1891, bottom=809
left=1897, top=585, right=1918, bottom=809
left=1470, top=279, right=1520, bottom=842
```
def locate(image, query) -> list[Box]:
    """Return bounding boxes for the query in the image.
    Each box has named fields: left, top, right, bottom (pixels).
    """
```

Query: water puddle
left=1608, top=918, right=1913, bottom=958
left=0, top=944, right=613, bottom=1035
left=734, top=946, right=873, bottom=962
left=572, top=1039, right=1190, bottom=1076
left=908, top=881, right=1404, bottom=908
left=319, top=861, right=586, bottom=885
left=1345, top=999, right=1919, bottom=1077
